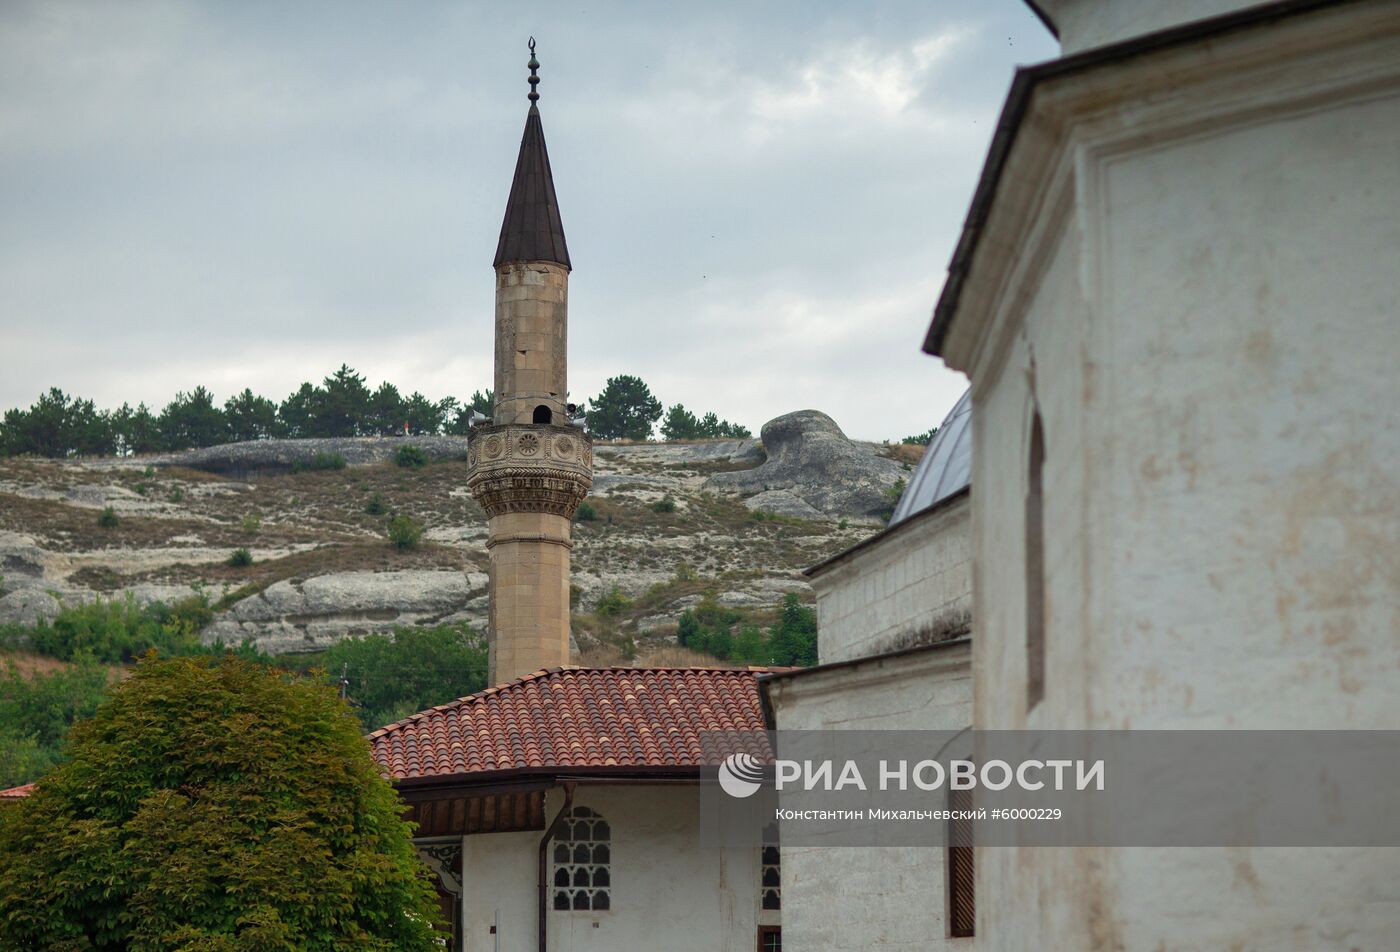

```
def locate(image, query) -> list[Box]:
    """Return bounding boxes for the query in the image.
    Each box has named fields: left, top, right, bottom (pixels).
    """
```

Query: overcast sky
left=0, top=1, right=1057, bottom=442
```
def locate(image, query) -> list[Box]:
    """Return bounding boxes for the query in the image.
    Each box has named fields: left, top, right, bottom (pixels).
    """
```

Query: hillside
left=0, top=411, right=918, bottom=664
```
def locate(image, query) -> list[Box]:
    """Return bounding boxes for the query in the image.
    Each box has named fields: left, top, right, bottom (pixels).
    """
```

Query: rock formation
left=705, top=410, right=905, bottom=519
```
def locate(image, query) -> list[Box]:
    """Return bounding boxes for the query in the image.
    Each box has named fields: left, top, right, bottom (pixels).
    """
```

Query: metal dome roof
left=889, top=388, right=971, bottom=526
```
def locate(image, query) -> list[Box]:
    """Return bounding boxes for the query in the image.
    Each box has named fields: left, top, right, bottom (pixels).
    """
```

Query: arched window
left=1025, top=411, right=1045, bottom=709
left=552, top=806, right=611, bottom=911
left=533, top=405, right=553, bottom=424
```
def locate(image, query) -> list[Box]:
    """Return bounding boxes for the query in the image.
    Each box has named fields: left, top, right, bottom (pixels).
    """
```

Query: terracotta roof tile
left=0, top=783, right=35, bottom=800
left=369, top=667, right=772, bottom=781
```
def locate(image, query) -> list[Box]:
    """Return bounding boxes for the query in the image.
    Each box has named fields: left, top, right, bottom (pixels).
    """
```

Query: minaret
left=467, top=39, right=592, bottom=686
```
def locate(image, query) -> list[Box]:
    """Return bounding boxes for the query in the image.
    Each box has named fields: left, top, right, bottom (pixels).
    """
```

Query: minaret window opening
left=533, top=405, right=553, bottom=424
left=1025, top=411, right=1046, bottom=710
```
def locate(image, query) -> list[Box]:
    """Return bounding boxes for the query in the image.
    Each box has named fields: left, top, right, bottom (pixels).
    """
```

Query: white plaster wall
left=767, top=642, right=974, bottom=951
left=1039, top=0, right=1276, bottom=53
left=960, top=16, right=1400, bottom=949
left=458, top=785, right=768, bottom=952
left=812, top=498, right=972, bottom=665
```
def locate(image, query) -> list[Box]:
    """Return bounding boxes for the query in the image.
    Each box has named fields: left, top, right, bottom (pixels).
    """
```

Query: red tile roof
left=369, top=667, right=772, bottom=782
left=0, top=783, right=35, bottom=800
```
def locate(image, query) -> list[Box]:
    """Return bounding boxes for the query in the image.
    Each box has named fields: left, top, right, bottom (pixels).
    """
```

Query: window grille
left=551, top=806, right=611, bottom=911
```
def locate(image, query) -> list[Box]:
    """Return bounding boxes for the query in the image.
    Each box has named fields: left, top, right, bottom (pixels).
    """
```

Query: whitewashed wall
left=455, top=785, right=770, bottom=952
left=810, top=497, right=972, bottom=665
left=938, top=5, right=1400, bottom=949
left=766, top=640, right=974, bottom=951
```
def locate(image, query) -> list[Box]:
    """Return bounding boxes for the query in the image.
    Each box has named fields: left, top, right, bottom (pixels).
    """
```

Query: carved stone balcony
left=465, top=424, right=593, bottom=519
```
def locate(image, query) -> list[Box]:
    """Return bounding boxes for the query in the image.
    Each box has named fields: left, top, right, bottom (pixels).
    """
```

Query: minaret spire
left=494, top=38, right=570, bottom=269
left=468, top=39, right=592, bottom=686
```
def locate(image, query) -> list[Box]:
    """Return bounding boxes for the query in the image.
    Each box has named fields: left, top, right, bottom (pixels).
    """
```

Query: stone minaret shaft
left=467, top=41, right=591, bottom=685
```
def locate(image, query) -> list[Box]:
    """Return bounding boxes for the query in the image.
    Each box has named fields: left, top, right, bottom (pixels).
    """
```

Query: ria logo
left=718, top=752, right=766, bottom=799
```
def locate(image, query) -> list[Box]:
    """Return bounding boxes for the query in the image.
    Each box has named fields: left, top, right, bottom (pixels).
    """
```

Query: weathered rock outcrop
left=151, top=436, right=472, bottom=475
left=705, top=410, right=904, bottom=519
left=203, top=570, right=490, bottom=654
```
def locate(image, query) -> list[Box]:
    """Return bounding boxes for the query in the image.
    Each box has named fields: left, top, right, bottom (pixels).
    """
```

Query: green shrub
left=0, top=595, right=212, bottom=663
left=675, top=593, right=817, bottom=667
left=395, top=444, right=427, bottom=468
left=387, top=514, right=423, bottom=550
left=227, top=547, right=254, bottom=568
left=594, top=586, right=632, bottom=617
left=134, top=482, right=149, bottom=497
left=651, top=496, right=677, bottom=514
left=574, top=501, right=597, bottom=522
left=364, top=492, right=387, bottom=515
left=241, top=513, right=262, bottom=534
left=293, top=451, right=346, bottom=472
left=169, top=487, right=185, bottom=503
left=97, top=506, right=119, bottom=529
left=0, top=656, right=443, bottom=949
left=306, top=623, right=489, bottom=731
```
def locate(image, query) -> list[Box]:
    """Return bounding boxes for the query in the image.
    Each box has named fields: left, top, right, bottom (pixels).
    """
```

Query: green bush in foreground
left=0, top=656, right=442, bottom=950
left=227, top=547, right=254, bottom=567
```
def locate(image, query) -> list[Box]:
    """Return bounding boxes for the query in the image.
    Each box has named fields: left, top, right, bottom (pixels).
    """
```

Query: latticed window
left=552, top=806, right=611, bottom=911
left=761, top=822, right=781, bottom=911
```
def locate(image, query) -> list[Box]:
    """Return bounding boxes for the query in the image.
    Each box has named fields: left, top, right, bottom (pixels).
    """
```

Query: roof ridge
left=365, top=666, right=769, bottom=737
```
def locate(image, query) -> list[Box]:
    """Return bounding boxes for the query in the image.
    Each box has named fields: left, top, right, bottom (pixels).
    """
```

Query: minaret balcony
left=465, top=423, right=593, bottom=519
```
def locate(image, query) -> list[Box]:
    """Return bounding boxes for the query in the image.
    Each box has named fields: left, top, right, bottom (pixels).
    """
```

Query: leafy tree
left=0, top=658, right=114, bottom=787
left=468, top=389, right=493, bottom=416
left=0, top=388, right=115, bottom=457
left=223, top=388, right=277, bottom=442
left=586, top=375, right=662, bottom=441
left=317, top=364, right=372, bottom=437
left=661, top=404, right=701, bottom=440
left=444, top=390, right=493, bottom=435
left=402, top=392, right=446, bottom=436
left=661, top=403, right=749, bottom=441
left=768, top=593, right=818, bottom=666
left=904, top=425, right=940, bottom=446
left=675, top=593, right=817, bottom=666
left=4, top=388, right=73, bottom=457
left=317, top=624, right=489, bottom=730
left=158, top=387, right=226, bottom=450
left=698, top=411, right=750, bottom=439
left=0, top=656, right=442, bottom=949
left=367, top=381, right=404, bottom=435
left=111, top=402, right=162, bottom=455
left=276, top=382, right=319, bottom=438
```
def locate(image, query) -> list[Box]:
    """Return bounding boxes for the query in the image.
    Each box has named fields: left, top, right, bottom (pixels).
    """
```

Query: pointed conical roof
left=494, top=102, right=570, bottom=270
